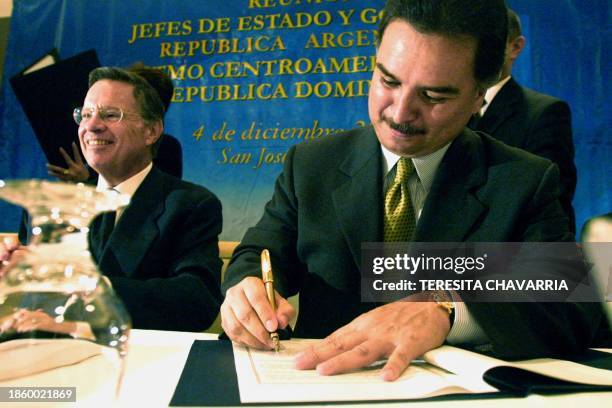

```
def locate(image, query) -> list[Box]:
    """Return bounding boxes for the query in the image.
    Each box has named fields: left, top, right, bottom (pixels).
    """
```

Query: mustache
left=383, top=116, right=426, bottom=136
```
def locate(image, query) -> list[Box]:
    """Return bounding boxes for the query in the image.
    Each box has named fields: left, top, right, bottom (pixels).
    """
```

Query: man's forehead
left=85, top=79, right=136, bottom=105
left=378, top=20, right=478, bottom=85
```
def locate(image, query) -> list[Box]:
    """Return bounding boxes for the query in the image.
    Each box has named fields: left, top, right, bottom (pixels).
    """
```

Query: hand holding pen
left=220, top=249, right=295, bottom=350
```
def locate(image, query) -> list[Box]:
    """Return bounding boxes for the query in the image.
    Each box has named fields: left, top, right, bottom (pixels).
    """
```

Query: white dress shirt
left=380, top=143, right=488, bottom=345
left=96, top=163, right=153, bottom=223
left=481, top=75, right=512, bottom=117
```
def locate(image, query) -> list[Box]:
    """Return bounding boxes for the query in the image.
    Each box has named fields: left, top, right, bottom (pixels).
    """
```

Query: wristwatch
left=431, top=290, right=455, bottom=325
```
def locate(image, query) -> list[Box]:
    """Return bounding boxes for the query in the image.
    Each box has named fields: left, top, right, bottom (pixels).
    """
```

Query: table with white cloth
left=1, top=329, right=610, bottom=407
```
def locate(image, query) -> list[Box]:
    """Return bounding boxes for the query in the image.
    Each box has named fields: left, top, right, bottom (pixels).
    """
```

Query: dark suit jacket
left=155, top=133, right=183, bottom=179
left=90, top=167, right=223, bottom=331
left=223, top=126, right=609, bottom=359
left=470, top=78, right=577, bottom=232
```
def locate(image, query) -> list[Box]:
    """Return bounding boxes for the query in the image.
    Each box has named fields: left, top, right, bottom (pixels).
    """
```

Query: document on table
left=232, top=338, right=497, bottom=403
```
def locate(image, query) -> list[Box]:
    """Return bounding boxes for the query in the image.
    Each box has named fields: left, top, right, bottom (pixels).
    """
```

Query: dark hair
left=89, top=66, right=165, bottom=156
left=507, top=8, right=522, bottom=42
left=126, top=62, right=174, bottom=113
left=580, top=212, right=612, bottom=242
left=377, top=0, right=508, bottom=88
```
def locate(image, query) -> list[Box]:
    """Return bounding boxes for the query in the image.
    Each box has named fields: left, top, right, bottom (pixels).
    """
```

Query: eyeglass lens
left=73, top=107, right=124, bottom=125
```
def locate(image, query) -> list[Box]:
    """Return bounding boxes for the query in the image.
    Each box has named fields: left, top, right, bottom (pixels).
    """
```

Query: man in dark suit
left=79, top=67, right=223, bottom=331
left=220, top=0, right=608, bottom=381
left=469, top=8, right=577, bottom=232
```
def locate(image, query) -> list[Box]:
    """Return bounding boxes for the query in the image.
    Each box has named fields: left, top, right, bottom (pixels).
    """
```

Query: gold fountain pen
left=260, top=249, right=280, bottom=352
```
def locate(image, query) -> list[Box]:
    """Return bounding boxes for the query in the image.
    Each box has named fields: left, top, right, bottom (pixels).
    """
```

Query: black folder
left=10, top=49, right=100, bottom=167
left=170, top=341, right=612, bottom=406
left=484, top=349, right=612, bottom=396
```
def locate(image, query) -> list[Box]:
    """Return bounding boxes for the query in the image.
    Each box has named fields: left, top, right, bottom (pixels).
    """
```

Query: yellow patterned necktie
left=384, top=157, right=416, bottom=242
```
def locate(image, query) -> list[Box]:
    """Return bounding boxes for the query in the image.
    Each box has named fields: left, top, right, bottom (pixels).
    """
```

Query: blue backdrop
left=0, top=0, right=609, bottom=240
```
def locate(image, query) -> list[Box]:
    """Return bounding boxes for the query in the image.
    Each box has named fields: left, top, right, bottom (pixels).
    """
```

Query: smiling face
left=369, top=20, right=485, bottom=157
left=78, top=79, right=161, bottom=186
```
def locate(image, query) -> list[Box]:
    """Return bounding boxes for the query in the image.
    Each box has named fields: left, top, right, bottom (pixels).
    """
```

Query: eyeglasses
left=73, top=106, right=140, bottom=125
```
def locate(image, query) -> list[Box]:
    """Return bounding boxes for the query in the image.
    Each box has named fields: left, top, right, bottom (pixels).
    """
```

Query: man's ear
left=144, top=120, right=163, bottom=146
left=472, top=88, right=486, bottom=115
left=509, top=35, right=526, bottom=61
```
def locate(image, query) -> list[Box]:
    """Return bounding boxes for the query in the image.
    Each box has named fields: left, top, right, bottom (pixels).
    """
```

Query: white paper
left=23, top=54, right=57, bottom=74
left=232, top=339, right=496, bottom=403
left=425, top=345, right=612, bottom=387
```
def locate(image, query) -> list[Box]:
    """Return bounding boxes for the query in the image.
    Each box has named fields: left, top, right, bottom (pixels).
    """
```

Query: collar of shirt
left=481, top=75, right=512, bottom=116
left=96, top=163, right=153, bottom=198
left=96, top=163, right=153, bottom=223
left=380, top=142, right=451, bottom=194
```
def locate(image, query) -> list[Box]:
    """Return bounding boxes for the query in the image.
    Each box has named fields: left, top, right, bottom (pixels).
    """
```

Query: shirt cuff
left=446, top=297, right=489, bottom=345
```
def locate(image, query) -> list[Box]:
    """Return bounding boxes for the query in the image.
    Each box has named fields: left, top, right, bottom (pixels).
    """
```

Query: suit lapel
left=415, top=129, right=487, bottom=242
left=89, top=214, right=105, bottom=261
left=98, top=168, right=165, bottom=276
left=477, top=78, right=521, bottom=135
left=332, top=127, right=383, bottom=268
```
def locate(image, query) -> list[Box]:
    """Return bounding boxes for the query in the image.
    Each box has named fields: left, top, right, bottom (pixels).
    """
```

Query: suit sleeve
left=222, top=146, right=305, bottom=298
left=468, top=163, right=610, bottom=358
left=109, top=194, right=223, bottom=332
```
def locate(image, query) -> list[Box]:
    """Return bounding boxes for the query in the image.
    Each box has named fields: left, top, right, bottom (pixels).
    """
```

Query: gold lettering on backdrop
left=124, top=3, right=382, bottom=171
left=165, top=64, right=206, bottom=80
left=216, top=146, right=286, bottom=169
left=192, top=125, right=205, bottom=141
left=159, top=56, right=375, bottom=81
left=128, top=20, right=193, bottom=44
left=337, top=9, right=355, bottom=26
left=197, top=17, right=231, bottom=33
left=359, top=8, right=384, bottom=25
left=172, top=83, right=289, bottom=103
left=304, top=30, right=377, bottom=48
left=212, top=122, right=236, bottom=141
left=160, top=36, right=286, bottom=57
left=197, top=120, right=364, bottom=144
left=294, top=80, right=370, bottom=99
left=254, top=147, right=286, bottom=169
left=240, top=120, right=343, bottom=141
left=198, top=120, right=367, bottom=170
left=237, top=11, right=333, bottom=31
left=128, top=5, right=382, bottom=103
left=218, top=147, right=253, bottom=165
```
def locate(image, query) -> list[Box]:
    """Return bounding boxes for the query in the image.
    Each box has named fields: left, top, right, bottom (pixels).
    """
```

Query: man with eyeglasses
left=72, top=66, right=223, bottom=331
left=47, top=64, right=184, bottom=182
